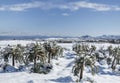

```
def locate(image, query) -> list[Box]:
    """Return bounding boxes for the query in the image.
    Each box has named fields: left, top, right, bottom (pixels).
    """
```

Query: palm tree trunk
left=33, top=54, right=37, bottom=72
left=118, top=59, right=120, bottom=64
left=79, top=62, right=84, bottom=81
left=12, top=55, right=15, bottom=66
left=111, top=57, right=116, bottom=70
left=48, top=52, right=51, bottom=63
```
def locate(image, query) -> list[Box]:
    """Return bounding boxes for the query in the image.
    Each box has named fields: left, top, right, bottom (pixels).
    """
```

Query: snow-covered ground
left=0, top=40, right=36, bottom=47
left=0, top=40, right=120, bottom=83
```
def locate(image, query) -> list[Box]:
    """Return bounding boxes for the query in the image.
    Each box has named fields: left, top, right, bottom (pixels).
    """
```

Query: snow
left=45, top=38, right=64, bottom=41
left=0, top=40, right=35, bottom=47
left=0, top=40, right=120, bottom=83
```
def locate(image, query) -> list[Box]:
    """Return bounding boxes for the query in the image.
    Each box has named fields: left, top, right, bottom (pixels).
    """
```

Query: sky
left=0, top=0, right=120, bottom=36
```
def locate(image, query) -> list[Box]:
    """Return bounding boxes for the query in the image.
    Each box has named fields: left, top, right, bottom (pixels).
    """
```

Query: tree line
left=0, top=41, right=63, bottom=74
left=72, top=43, right=120, bottom=82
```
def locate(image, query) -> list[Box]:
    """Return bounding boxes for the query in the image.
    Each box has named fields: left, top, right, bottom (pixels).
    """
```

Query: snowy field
left=0, top=40, right=120, bottom=83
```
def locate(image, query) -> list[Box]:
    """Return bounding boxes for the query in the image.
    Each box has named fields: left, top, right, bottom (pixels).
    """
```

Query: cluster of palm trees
left=0, top=41, right=63, bottom=73
left=2, top=44, right=24, bottom=66
left=43, top=41, right=63, bottom=63
left=72, top=43, right=97, bottom=81
left=107, top=45, right=120, bottom=70
left=72, top=43, right=120, bottom=82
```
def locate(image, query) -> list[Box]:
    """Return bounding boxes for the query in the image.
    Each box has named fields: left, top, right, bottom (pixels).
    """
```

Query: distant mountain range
left=0, top=35, right=74, bottom=40
left=81, top=35, right=120, bottom=40
left=96, top=35, right=120, bottom=40
left=0, top=33, right=120, bottom=40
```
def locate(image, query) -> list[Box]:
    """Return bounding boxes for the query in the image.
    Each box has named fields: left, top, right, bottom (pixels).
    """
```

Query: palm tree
left=43, top=42, right=52, bottom=63
left=106, top=45, right=113, bottom=65
left=3, top=45, right=12, bottom=63
left=27, top=43, right=47, bottom=73
left=57, top=46, right=64, bottom=57
left=90, top=45, right=96, bottom=55
left=72, top=44, right=97, bottom=81
left=107, top=45, right=113, bottom=56
left=111, top=47, right=119, bottom=70
left=11, top=44, right=24, bottom=66
left=43, top=41, right=58, bottom=63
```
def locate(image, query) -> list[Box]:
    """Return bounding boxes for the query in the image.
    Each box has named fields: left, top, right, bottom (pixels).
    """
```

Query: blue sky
left=0, top=0, right=120, bottom=36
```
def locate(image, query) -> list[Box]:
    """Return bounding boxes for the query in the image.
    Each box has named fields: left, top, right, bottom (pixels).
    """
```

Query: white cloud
left=8, top=1, right=46, bottom=11
left=0, top=1, right=120, bottom=12
left=0, top=1, right=48, bottom=11
left=70, top=1, right=112, bottom=11
left=0, top=6, right=5, bottom=11
left=62, top=13, right=69, bottom=16
left=114, top=6, right=120, bottom=11
left=60, top=1, right=120, bottom=12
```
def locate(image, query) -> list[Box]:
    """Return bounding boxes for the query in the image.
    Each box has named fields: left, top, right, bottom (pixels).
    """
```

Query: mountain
left=81, top=35, right=93, bottom=39
left=0, top=32, right=120, bottom=40
left=96, top=35, right=120, bottom=40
